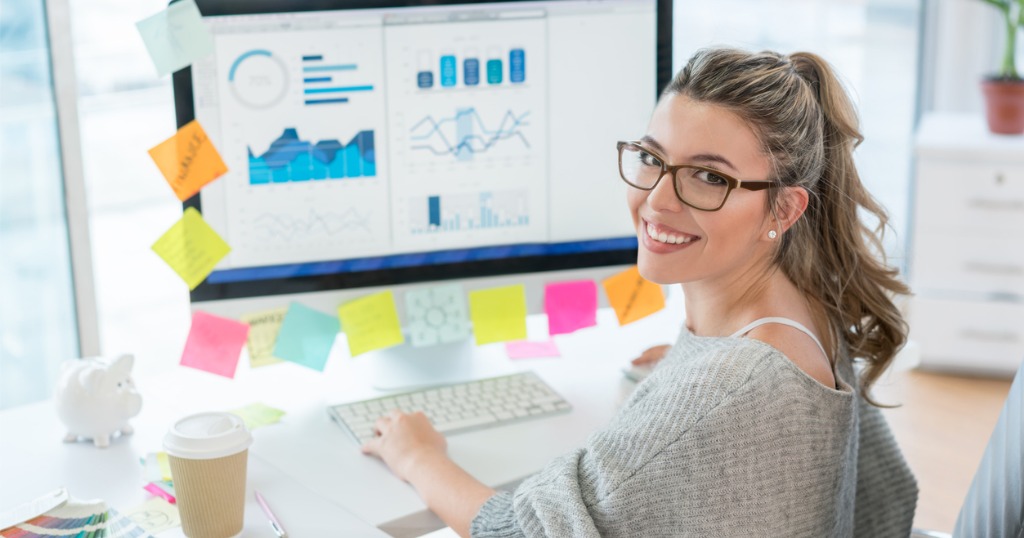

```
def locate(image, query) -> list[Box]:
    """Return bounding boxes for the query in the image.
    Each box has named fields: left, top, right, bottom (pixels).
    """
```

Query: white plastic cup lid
left=163, top=412, right=253, bottom=460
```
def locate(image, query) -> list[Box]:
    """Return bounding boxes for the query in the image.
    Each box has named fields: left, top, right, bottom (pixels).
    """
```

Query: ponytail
left=666, top=48, right=910, bottom=406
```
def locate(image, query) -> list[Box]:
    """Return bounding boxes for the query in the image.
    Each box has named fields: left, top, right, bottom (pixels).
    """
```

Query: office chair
left=910, top=361, right=1024, bottom=538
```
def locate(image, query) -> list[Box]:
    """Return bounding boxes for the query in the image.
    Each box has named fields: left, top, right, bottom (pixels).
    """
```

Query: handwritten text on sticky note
left=469, top=285, right=528, bottom=345
left=149, top=120, right=227, bottom=201
left=136, top=0, right=214, bottom=76
left=151, top=207, right=230, bottom=290
left=273, top=302, right=338, bottom=372
left=180, top=311, right=249, bottom=378
left=602, top=266, right=665, bottom=325
left=240, top=308, right=287, bottom=368
left=338, top=291, right=405, bottom=357
left=544, top=280, right=598, bottom=336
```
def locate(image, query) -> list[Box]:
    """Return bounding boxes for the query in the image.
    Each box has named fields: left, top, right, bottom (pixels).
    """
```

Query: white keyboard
left=327, top=371, right=572, bottom=445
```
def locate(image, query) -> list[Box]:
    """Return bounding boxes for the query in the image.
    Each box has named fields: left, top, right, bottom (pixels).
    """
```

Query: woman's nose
left=646, top=172, right=684, bottom=212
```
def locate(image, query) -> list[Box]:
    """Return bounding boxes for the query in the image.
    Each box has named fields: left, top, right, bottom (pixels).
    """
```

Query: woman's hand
left=631, top=344, right=671, bottom=366
left=361, top=410, right=448, bottom=483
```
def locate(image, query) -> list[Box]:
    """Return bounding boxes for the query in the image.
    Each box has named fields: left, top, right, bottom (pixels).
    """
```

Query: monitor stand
left=369, top=339, right=478, bottom=391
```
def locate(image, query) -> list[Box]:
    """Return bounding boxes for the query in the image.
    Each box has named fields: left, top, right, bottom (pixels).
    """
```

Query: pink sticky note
left=505, top=340, right=561, bottom=359
left=180, top=311, right=250, bottom=378
left=544, top=280, right=598, bottom=336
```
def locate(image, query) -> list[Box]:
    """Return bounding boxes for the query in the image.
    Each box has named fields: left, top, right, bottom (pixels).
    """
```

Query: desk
left=0, top=307, right=679, bottom=537
left=0, top=303, right=1009, bottom=536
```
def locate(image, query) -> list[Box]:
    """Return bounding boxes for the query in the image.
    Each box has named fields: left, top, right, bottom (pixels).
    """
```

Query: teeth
left=646, top=223, right=696, bottom=245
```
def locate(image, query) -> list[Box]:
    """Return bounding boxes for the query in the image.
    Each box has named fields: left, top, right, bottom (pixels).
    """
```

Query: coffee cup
left=163, top=412, right=252, bottom=538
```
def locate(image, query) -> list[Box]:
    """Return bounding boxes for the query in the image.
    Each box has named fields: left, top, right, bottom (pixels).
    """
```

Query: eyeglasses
left=617, top=141, right=773, bottom=211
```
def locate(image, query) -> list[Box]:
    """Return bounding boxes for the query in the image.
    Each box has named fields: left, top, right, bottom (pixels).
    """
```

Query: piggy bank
left=55, top=354, right=143, bottom=448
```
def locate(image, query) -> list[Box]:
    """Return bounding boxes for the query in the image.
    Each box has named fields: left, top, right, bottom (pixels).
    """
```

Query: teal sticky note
left=136, top=0, right=215, bottom=77
left=273, top=302, right=338, bottom=372
left=405, top=284, right=471, bottom=347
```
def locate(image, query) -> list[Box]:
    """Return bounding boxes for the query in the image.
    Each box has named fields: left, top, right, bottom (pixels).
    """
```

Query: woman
left=362, top=48, right=918, bottom=537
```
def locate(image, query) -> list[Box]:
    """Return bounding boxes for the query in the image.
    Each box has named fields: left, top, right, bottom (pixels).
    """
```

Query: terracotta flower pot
left=981, top=78, right=1024, bottom=135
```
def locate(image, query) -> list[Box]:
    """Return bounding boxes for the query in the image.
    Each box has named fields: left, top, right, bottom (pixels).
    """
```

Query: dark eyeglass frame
left=617, top=141, right=774, bottom=211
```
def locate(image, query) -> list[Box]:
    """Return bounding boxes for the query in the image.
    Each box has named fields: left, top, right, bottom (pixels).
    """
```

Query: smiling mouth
left=644, top=220, right=700, bottom=245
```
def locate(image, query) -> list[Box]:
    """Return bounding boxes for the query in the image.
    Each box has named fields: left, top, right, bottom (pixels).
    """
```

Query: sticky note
left=544, top=280, right=598, bottom=336
left=148, top=120, right=228, bottom=201
left=273, top=302, right=338, bottom=372
left=228, top=402, right=285, bottom=430
left=602, top=266, right=665, bottom=325
left=136, top=0, right=214, bottom=76
left=142, top=453, right=172, bottom=482
left=240, top=308, right=287, bottom=368
left=406, top=284, right=471, bottom=347
left=179, top=311, right=249, bottom=378
left=151, top=207, right=230, bottom=290
left=468, top=285, right=527, bottom=345
left=124, top=497, right=180, bottom=534
left=505, top=340, right=561, bottom=359
left=337, top=291, right=405, bottom=357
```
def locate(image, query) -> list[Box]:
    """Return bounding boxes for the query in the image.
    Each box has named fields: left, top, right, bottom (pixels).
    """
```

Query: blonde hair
left=665, top=48, right=909, bottom=406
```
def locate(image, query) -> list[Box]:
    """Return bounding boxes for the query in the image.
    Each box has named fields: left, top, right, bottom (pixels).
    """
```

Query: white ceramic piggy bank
left=55, top=354, right=143, bottom=448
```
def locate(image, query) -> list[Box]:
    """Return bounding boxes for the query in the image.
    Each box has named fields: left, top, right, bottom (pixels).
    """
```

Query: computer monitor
left=173, top=0, right=672, bottom=386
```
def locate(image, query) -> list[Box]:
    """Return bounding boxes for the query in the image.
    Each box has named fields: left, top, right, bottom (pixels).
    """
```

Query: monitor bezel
left=174, top=0, right=673, bottom=302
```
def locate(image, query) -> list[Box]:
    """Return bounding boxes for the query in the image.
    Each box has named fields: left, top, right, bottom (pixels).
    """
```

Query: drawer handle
left=960, top=329, right=1020, bottom=343
left=963, top=262, right=1024, bottom=275
left=967, top=198, right=1024, bottom=212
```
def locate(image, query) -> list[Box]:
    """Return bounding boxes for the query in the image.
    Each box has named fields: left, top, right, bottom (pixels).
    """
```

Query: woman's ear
left=776, top=186, right=810, bottom=232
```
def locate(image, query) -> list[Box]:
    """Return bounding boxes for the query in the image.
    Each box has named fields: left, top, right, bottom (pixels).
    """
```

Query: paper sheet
left=148, top=120, right=227, bottom=201
left=179, top=311, right=250, bottom=378
left=240, top=308, right=287, bottom=368
left=150, top=207, right=231, bottom=290
left=505, top=340, right=561, bottom=359
left=123, top=498, right=180, bottom=535
left=544, top=280, right=598, bottom=336
left=135, top=0, right=214, bottom=76
left=228, top=402, right=286, bottom=430
left=602, top=266, right=665, bottom=325
left=273, top=302, right=339, bottom=372
left=468, top=285, right=527, bottom=345
left=337, top=291, right=405, bottom=357
left=405, top=284, right=471, bottom=347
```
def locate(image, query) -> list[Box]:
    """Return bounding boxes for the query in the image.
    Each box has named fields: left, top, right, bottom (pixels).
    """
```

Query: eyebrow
left=639, top=135, right=738, bottom=172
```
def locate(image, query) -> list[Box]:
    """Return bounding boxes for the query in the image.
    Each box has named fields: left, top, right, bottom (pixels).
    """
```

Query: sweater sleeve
left=470, top=345, right=769, bottom=538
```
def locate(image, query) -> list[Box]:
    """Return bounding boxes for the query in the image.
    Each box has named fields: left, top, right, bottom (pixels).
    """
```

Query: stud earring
left=768, top=230, right=778, bottom=239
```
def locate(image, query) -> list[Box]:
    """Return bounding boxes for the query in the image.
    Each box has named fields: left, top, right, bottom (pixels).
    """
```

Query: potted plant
left=980, top=0, right=1024, bottom=134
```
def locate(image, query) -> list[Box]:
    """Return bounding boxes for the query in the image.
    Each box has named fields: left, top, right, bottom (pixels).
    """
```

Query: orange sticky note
left=602, top=266, right=665, bottom=325
left=148, top=120, right=227, bottom=201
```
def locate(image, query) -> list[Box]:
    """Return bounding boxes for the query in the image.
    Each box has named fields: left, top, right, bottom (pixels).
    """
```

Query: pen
left=254, top=490, right=288, bottom=538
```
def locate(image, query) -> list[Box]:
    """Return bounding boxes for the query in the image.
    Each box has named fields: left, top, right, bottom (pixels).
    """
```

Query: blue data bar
left=305, top=98, right=350, bottom=105
left=303, top=64, right=357, bottom=72
left=304, top=85, right=374, bottom=94
left=304, top=77, right=331, bottom=83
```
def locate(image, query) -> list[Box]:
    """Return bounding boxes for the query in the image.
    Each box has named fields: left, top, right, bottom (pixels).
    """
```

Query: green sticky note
left=228, top=403, right=285, bottom=430
left=273, top=302, right=338, bottom=372
left=469, top=285, right=527, bottom=345
left=337, top=291, right=405, bottom=357
left=406, top=284, right=471, bottom=347
left=135, top=0, right=214, bottom=77
left=151, top=207, right=230, bottom=290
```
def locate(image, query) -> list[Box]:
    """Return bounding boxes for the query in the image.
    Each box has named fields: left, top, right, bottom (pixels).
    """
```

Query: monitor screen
left=175, top=0, right=672, bottom=302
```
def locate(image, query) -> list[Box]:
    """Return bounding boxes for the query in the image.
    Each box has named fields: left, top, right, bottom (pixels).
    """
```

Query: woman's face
left=627, top=94, right=774, bottom=285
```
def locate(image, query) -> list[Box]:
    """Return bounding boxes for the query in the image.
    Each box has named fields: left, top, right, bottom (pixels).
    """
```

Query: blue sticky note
left=136, top=0, right=215, bottom=77
left=273, top=302, right=338, bottom=372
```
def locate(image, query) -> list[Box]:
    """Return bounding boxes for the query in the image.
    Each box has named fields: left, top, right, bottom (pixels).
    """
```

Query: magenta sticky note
left=180, top=311, right=250, bottom=378
left=505, top=340, right=561, bottom=359
left=544, top=280, right=598, bottom=336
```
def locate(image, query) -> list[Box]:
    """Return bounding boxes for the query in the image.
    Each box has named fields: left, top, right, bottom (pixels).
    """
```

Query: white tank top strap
left=730, top=317, right=829, bottom=360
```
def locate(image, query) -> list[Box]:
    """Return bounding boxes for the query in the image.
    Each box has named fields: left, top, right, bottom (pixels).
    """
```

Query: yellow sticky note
left=468, top=285, right=527, bottom=345
left=155, top=452, right=172, bottom=482
left=151, top=207, right=230, bottom=290
left=228, top=402, right=285, bottom=430
left=148, top=120, right=227, bottom=201
left=337, top=291, right=405, bottom=357
left=240, top=308, right=287, bottom=368
left=602, top=266, right=665, bottom=325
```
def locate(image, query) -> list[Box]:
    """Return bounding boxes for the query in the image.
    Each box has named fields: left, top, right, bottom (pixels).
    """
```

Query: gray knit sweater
left=470, top=326, right=918, bottom=537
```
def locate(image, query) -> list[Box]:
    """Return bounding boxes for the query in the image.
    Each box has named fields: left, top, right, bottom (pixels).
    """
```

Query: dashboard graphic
left=248, top=128, right=376, bottom=184
left=409, top=108, right=530, bottom=160
left=229, top=49, right=289, bottom=109
left=251, top=207, right=372, bottom=242
left=411, top=190, right=530, bottom=234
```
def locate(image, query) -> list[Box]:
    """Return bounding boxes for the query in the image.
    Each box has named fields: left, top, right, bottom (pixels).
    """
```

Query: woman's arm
left=361, top=410, right=496, bottom=538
